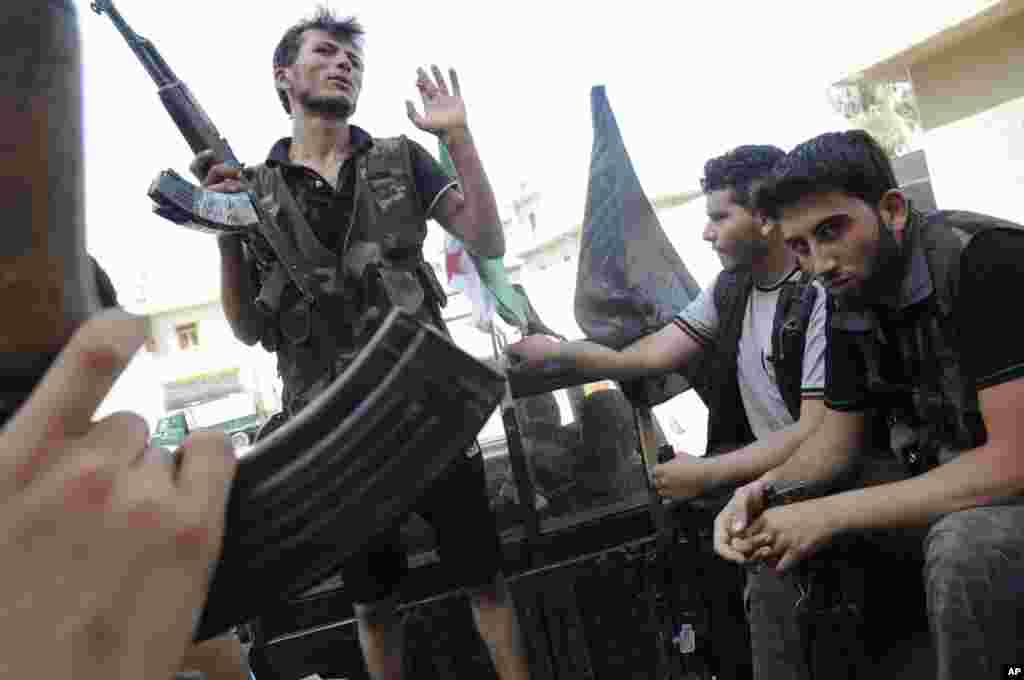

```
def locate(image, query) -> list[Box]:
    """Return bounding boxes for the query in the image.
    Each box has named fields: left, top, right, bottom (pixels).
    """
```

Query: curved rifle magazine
left=195, top=309, right=505, bottom=640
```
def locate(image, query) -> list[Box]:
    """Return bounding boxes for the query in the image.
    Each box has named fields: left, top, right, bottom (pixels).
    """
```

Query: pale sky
left=77, top=0, right=989, bottom=310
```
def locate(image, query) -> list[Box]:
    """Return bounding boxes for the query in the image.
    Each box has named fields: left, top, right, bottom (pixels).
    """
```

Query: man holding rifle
left=194, top=9, right=528, bottom=680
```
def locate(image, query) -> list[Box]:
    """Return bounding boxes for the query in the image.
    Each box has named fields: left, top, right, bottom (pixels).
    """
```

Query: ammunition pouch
left=279, top=298, right=312, bottom=345
left=352, top=263, right=389, bottom=343
left=255, top=262, right=289, bottom=316
left=260, top=322, right=281, bottom=353
left=378, top=266, right=424, bottom=314
left=416, top=259, right=448, bottom=310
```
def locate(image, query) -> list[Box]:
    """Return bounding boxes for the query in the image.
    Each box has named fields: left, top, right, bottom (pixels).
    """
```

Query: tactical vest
left=702, top=268, right=819, bottom=455
left=246, top=135, right=449, bottom=415
left=845, top=210, right=1021, bottom=472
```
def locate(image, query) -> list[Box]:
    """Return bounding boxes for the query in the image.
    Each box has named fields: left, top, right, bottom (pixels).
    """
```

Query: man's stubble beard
left=298, top=92, right=356, bottom=120
left=841, top=221, right=904, bottom=308
left=719, top=236, right=771, bottom=272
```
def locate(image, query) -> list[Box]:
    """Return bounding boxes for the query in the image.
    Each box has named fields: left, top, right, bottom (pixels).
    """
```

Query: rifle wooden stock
left=1, top=1, right=98, bottom=417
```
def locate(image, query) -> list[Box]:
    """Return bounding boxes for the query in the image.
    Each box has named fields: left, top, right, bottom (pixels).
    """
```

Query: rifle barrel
left=92, top=1, right=176, bottom=88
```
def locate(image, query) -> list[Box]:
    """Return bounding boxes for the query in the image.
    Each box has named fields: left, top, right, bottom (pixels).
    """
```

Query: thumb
left=733, top=479, right=767, bottom=532
left=405, top=100, right=425, bottom=127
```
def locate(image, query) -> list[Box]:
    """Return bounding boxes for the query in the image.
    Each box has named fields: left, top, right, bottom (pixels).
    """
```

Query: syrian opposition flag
left=445, top=233, right=497, bottom=332
left=438, top=141, right=562, bottom=338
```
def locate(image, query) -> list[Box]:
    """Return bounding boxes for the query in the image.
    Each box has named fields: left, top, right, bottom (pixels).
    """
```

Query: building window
left=175, top=322, right=200, bottom=351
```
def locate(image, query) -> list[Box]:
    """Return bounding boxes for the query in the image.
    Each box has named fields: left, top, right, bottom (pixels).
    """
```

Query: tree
left=828, top=79, right=923, bottom=158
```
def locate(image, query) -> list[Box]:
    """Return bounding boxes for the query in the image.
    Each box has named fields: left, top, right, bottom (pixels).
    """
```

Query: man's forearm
left=760, top=410, right=864, bottom=487
left=218, top=236, right=262, bottom=345
left=822, top=440, right=1024, bottom=534
left=761, top=439, right=854, bottom=487
left=444, top=127, right=505, bottom=258
left=703, top=414, right=820, bottom=490
left=543, top=340, right=655, bottom=382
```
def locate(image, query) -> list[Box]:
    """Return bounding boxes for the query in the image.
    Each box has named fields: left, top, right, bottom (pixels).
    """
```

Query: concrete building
left=143, top=299, right=281, bottom=414
left=836, top=0, right=1024, bottom=222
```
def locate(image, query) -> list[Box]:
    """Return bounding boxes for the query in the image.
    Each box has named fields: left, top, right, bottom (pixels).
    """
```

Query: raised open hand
left=406, top=65, right=468, bottom=137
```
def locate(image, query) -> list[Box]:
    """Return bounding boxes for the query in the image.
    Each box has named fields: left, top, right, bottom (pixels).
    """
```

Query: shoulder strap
left=770, top=273, right=818, bottom=421
left=244, top=164, right=321, bottom=304
left=703, top=269, right=756, bottom=453
left=712, top=269, right=751, bottom=334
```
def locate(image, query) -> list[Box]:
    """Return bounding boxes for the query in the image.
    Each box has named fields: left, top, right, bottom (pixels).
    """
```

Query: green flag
left=438, top=142, right=562, bottom=338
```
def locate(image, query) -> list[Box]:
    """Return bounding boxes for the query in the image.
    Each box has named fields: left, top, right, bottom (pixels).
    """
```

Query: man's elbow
left=984, top=441, right=1024, bottom=498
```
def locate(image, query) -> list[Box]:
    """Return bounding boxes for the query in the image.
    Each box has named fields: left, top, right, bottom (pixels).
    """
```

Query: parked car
left=150, top=392, right=265, bottom=454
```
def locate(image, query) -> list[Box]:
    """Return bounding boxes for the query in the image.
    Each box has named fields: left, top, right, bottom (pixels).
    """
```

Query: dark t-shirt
left=263, top=126, right=456, bottom=254
left=825, top=227, right=1024, bottom=412
left=255, top=127, right=458, bottom=394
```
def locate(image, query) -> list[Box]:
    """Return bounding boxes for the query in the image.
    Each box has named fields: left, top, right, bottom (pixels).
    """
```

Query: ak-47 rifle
left=89, top=0, right=262, bottom=235
left=92, top=0, right=329, bottom=305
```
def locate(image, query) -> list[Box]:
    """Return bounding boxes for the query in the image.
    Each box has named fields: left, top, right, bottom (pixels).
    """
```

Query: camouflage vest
left=247, top=136, right=449, bottom=414
left=839, top=210, right=1022, bottom=473
left=702, top=268, right=819, bottom=455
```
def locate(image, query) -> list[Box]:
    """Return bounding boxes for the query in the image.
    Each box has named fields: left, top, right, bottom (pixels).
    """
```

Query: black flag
left=574, top=86, right=703, bottom=405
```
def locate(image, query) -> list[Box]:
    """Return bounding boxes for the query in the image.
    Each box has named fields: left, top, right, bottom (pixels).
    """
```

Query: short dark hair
left=700, top=145, right=786, bottom=211
left=755, top=130, right=898, bottom=221
left=273, top=7, right=365, bottom=114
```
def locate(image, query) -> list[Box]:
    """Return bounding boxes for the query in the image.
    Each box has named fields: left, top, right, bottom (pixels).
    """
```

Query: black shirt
left=263, top=126, right=457, bottom=254
left=825, top=225, right=1024, bottom=412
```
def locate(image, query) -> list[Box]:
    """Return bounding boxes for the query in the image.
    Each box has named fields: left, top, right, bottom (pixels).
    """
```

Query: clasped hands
left=713, top=479, right=840, bottom=572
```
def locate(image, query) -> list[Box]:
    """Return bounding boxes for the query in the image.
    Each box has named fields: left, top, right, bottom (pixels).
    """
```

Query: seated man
left=507, top=144, right=829, bottom=678
left=718, top=129, right=1024, bottom=680
left=508, top=144, right=826, bottom=507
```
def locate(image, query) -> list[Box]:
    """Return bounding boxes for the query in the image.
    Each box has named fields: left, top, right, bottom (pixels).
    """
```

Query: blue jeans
left=925, top=504, right=1024, bottom=680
